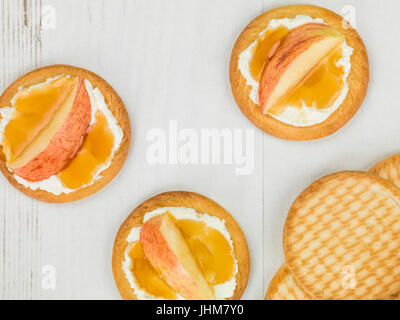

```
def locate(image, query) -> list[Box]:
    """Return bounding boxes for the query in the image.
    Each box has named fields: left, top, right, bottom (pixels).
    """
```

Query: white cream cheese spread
left=238, top=15, right=353, bottom=127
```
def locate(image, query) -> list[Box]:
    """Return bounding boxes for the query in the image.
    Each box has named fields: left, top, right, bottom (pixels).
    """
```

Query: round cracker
left=112, top=191, right=250, bottom=300
left=229, top=4, right=369, bottom=140
left=370, top=154, right=400, bottom=190
left=265, top=264, right=311, bottom=300
left=284, top=171, right=400, bottom=300
left=369, top=154, right=400, bottom=299
left=0, top=65, right=131, bottom=202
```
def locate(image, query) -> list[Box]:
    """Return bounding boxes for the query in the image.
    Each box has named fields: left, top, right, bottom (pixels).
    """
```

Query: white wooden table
left=1, top=0, right=400, bottom=300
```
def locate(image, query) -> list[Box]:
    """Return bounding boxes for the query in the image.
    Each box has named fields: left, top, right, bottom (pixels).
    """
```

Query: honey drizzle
left=175, top=219, right=235, bottom=286
left=250, top=26, right=290, bottom=81
left=58, top=110, right=114, bottom=189
left=128, top=242, right=177, bottom=300
left=3, top=76, right=75, bottom=162
left=127, top=215, right=236, bottom=299
left=268, top=47, right=344, bottom=115
left=249, top=25, right=345, bottom=114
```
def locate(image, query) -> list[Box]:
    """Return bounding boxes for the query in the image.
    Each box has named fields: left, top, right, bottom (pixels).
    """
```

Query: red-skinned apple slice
left=140, top=214, right=216, bottom=300
left=3, top=77, right=75, bottom=162
left=10, top=77, right=91, bottom=181
left=259, top=23, right=344, bottom=114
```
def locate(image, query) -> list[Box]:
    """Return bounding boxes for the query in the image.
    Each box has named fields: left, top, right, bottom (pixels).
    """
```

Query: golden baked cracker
left=112, top=191, right=250, bottom=300
left=391, top=292, right=400, bottom=300
left=229, top=4, right=369, bottom=140
left=265, top=264, right=311, bottom=300
left=0, top=65, right=131, bottom=202
left=284, top=171, right=400, bottom=300
left=369, top=154, right=400, bottom=299
left=370, top=154, right=400, bottom=189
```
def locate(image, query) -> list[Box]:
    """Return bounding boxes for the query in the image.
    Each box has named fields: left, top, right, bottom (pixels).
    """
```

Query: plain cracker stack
left=283, top=171, right=400, bottom=300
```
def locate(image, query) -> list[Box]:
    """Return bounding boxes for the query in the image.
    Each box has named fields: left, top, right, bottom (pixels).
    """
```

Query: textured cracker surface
left=284, top=171, right=400, bottom=300
left=370, top=154, right=400, bottom=189
left=265, top=264, right=311, bottom=300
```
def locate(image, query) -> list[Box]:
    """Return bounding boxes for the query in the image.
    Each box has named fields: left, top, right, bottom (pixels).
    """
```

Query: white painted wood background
left=1, top=0, right=400, bottom=300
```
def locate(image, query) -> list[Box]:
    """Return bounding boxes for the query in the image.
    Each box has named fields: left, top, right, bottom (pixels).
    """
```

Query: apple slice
left=140, top=214, right=216, bottom=300
left=3, top=76, right=76, bottom=162
left=10, top=77, right=91, bottom=182
left=259, top=23, right=344, bottom=114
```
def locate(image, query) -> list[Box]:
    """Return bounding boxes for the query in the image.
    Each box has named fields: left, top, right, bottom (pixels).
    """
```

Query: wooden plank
left=0, top=0, right=42, bottom=300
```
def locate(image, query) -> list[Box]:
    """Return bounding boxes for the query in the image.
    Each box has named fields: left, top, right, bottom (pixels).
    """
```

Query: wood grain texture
left=3, top=0, right=395, bottom=301
left=0, top=0, right=264, bottom=299
left=0, top=0, right=42, bottom=300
